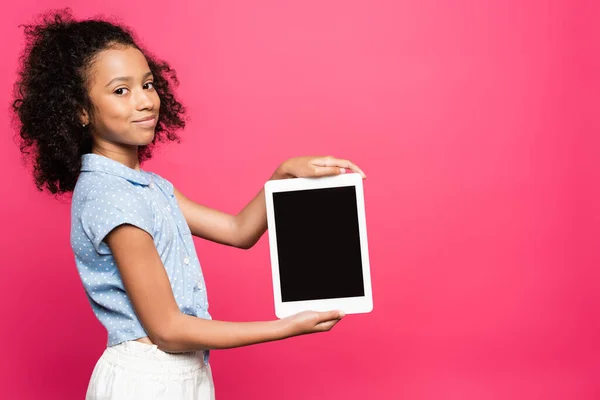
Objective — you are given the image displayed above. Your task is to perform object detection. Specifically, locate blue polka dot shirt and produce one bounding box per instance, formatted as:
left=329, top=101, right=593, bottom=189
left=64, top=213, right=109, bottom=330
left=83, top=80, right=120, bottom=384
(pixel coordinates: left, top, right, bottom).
left=70, top=153, right=211, bottom=362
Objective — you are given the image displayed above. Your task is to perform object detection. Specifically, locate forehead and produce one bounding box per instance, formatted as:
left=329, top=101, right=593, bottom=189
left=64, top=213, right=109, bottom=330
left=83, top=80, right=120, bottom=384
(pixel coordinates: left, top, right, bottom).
left=88, top=46, right=151, bottom=85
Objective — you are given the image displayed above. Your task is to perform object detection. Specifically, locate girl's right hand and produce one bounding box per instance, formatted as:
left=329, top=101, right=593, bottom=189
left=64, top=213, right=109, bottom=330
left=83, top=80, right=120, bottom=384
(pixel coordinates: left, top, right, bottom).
left=279, top=310, right=345, bottom=337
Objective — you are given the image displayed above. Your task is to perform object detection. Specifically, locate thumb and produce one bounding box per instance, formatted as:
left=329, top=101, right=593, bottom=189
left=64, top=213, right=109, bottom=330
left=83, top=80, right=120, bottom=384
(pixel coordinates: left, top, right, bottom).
left=316, top=310, right=345, bottom=323
left=313, top=166, right=346, bottom=177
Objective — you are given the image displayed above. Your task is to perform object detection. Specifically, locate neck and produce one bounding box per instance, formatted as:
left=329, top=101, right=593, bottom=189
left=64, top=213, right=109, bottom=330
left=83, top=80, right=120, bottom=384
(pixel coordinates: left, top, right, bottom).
left=92, top=144, right=140, bottom=171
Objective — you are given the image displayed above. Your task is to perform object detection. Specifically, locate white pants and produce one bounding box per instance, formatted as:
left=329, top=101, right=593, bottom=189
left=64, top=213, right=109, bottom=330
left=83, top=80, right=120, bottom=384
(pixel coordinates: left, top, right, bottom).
left=86, top=341, right=215, bottom=399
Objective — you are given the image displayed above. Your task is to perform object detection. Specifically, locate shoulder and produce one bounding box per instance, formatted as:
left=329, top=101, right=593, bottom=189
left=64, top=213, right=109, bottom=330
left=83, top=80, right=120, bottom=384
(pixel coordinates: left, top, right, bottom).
left=145, top=171, right=175, bottom=196
left=72, top=172, right=156, bottom=254
left=74, top=171, right=144, bottom=202
left=72, top=171, right=153, bottom=223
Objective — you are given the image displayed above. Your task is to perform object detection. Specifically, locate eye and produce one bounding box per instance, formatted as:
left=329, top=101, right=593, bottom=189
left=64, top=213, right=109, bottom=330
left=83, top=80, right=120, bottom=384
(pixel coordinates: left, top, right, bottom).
left=114, top=87, right=129, bottom=96
left=144, top=81, right=155, bottom=90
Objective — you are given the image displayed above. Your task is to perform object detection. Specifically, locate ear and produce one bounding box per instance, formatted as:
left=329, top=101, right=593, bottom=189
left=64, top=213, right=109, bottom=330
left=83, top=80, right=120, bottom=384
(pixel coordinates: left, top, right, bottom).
left=79, top=109, right=90, bottom=127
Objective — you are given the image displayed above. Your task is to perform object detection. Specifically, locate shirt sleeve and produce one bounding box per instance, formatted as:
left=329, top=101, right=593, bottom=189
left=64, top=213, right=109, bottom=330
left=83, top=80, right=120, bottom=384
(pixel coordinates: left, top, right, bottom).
left=80, top=186, right=155, bottom=255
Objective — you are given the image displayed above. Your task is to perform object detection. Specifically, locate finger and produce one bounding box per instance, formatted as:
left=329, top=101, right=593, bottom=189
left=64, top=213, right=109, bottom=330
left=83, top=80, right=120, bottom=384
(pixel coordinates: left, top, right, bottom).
left=349, top=161, right=367, bottom=179
left=341, top=160, right=366, bottom=179
left=312, top=156, right=341, bottom=167
left=315, top=310, right=345, bottom=323
left=311, top=156, right=338, bottom=168
left=312, top=166, right=345, bottom=176
left=313, top=158, right=366, bottom=179
left=315, top=318, right=342, bottom=332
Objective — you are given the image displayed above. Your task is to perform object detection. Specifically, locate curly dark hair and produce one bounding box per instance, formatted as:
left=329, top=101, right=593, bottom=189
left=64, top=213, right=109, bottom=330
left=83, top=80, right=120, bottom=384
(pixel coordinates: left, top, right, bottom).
left=12, top=9, right=186, bottom=195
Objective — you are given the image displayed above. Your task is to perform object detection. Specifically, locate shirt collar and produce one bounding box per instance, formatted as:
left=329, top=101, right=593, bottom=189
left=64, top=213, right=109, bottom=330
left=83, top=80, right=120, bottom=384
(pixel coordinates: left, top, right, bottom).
left=80, top=153, right=151, bottom=186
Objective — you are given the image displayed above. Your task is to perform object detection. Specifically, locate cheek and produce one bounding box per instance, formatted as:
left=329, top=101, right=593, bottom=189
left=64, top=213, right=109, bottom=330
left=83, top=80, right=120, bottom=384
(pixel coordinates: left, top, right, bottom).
left=153, top=91, right=161, bottom=109
left=94, top=98, right=130, bottom=124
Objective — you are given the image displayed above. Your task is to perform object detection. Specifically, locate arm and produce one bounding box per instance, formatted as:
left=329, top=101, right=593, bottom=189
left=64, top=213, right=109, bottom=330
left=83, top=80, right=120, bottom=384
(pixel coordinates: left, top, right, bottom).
left=105, top=223, right=343, bottom=353
left=173, top=169, right=281, bottom=250
left=175, top=156, right=367, bottom=249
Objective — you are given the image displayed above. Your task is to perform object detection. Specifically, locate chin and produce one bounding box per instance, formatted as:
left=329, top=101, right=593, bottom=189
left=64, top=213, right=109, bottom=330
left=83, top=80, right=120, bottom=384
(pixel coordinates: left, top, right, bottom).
left=137, top=130, right=156, bottom=145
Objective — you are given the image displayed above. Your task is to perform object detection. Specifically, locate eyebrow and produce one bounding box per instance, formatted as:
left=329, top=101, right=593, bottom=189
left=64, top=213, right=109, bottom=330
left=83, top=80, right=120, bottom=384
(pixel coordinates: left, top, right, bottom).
left=105, top=71, right=154, bottom=88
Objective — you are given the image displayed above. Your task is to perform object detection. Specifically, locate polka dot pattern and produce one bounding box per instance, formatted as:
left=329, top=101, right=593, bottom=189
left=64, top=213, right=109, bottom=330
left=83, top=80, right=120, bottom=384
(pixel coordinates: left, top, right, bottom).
left=71, top=154, right=211, bottom=363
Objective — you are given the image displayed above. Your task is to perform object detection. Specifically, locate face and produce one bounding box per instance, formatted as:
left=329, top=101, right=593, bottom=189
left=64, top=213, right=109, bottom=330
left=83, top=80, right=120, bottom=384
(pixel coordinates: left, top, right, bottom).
left=83, top=46, right=160, bottom=150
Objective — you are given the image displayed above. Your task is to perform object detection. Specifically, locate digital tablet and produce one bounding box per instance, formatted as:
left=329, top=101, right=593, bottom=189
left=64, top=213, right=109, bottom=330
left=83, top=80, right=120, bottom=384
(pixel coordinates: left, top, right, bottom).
left=264, top=173, right=373, bottom=318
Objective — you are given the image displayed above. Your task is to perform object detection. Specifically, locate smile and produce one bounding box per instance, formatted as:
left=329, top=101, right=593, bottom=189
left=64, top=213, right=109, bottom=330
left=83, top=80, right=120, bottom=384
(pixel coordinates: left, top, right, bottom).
left=132, top=115, right=157, bottom=127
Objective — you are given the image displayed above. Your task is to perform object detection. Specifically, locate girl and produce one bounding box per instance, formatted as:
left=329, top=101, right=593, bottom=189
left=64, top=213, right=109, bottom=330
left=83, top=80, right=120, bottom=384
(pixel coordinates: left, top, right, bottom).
left=12, top=10, right=366, bottom=400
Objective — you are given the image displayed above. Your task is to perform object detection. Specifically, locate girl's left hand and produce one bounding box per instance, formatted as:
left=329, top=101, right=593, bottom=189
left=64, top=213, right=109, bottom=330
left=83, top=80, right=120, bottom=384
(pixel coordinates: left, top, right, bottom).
left=275, top=156, right=367, bottom=180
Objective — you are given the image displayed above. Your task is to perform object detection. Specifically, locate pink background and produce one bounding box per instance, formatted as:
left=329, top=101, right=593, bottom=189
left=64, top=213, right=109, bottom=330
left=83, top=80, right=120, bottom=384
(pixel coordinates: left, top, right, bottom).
left=2, top=1, right=599, bottom=399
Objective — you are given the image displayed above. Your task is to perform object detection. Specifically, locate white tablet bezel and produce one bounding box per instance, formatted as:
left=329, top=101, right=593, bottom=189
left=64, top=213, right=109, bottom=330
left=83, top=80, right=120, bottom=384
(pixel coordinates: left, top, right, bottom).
left=264, top=173, right=373, bottom=319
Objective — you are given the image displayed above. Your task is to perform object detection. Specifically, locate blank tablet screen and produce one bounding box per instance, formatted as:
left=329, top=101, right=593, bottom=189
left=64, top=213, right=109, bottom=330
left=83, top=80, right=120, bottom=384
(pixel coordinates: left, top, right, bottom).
left=272, top=186, right=365, bottom=302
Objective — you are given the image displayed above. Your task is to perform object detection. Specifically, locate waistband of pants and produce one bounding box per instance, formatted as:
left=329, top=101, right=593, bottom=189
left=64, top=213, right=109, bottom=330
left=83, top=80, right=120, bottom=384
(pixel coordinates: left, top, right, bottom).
left=102, top=340, right=207, bottom=375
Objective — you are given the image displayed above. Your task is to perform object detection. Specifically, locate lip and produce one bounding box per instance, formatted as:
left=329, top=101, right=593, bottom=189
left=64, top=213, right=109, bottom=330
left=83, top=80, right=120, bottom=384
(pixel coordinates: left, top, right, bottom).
left=132, top=115, right=157, bottom=128
left=132, top=115, right=157, bottom=123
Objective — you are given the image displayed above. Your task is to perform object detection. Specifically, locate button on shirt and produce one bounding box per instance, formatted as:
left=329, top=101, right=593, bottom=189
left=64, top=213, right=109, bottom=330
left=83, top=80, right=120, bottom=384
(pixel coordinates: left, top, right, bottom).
left=70, top=154, right=211, bottom=363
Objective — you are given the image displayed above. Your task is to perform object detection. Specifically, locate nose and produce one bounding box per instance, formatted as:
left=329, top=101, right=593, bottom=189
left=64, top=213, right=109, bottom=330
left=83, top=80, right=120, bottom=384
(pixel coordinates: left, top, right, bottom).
left=134, top=88, right=155, bottom=111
